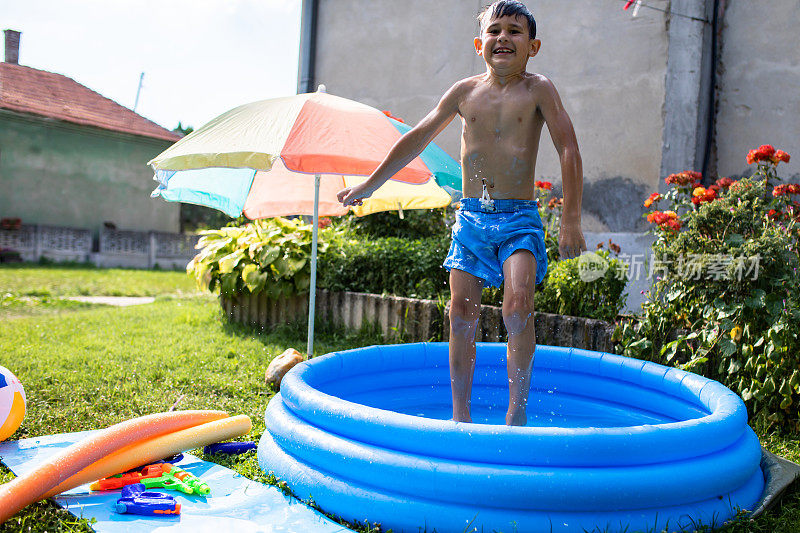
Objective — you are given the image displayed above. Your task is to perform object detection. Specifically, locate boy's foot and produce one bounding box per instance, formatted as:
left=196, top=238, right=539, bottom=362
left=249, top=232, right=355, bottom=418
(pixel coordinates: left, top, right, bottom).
left=451, top=411, right=472, bottom=423
left=505, top=410, right=527, bottom=426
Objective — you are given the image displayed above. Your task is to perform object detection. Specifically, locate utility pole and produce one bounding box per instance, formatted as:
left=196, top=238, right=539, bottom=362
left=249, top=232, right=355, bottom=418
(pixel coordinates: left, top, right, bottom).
left=133, top=72, right=144, bottom=112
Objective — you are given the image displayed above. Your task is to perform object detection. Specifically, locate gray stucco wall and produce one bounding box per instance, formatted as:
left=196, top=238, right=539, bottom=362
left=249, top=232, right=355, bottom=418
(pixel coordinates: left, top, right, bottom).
left=0, top=111, right=179, bottom=233
left=715, top=0, right=800, bottom=181
left=314, top=0, right=669, bottom=232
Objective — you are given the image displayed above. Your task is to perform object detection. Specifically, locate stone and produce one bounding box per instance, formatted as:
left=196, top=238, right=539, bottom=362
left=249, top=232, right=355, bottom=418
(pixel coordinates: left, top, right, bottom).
left=265, top=348, right=304, bottom=390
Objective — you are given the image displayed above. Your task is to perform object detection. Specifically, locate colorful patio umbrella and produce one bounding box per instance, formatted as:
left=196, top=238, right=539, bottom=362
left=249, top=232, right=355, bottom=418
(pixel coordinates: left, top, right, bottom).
left=149, top=89, right=461, bottom=355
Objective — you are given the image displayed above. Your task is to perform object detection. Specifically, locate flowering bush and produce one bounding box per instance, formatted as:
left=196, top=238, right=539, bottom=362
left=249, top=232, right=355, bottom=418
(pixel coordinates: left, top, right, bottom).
left=616, top=145, right=800, bottom=429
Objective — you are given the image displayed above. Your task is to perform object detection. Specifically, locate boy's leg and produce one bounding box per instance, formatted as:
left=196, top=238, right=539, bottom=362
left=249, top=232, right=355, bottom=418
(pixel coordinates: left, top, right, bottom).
left=502, top=250, right=537, bottom=426
left=448, top=268, right=483, bottom=423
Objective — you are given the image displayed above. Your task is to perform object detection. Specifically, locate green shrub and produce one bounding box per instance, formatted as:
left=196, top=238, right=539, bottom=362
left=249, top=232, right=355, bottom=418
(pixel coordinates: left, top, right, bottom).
left=188, top=183, right=629, bottom=324
left=616, top=146, right=800, bottom=429
left=333, top=208, right=450, bottom=239
left=179, top=203, right=236, bottom=232
left=187, top=217, right=322, bottom=298
left=318, top=232, right=450, bottom=299
left=535, top=250, right=628, bottom=322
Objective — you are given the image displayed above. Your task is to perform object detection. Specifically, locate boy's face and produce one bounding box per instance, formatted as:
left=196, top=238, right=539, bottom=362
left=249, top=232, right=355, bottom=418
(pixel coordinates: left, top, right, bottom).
left=474, top=14, right=540, bottom=73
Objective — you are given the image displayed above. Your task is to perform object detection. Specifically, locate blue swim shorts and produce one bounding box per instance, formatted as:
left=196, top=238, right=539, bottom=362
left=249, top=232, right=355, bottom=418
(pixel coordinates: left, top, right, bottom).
left=443, top=198, right=548, bottom=288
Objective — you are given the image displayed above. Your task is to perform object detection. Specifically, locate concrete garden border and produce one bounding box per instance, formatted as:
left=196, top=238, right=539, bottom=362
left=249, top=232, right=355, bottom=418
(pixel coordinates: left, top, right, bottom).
left=220, top=289, right=615, bottom=351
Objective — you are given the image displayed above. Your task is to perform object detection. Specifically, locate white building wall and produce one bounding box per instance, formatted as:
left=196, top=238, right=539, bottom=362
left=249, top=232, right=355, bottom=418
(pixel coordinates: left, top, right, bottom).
left=314, top=0, right=670, bottom=232
left=715, top=0, right=800, bottom=180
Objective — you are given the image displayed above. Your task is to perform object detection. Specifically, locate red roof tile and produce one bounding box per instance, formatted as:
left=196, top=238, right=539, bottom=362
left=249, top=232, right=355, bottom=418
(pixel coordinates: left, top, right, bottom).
left=0, top=62, right=181, bottom=142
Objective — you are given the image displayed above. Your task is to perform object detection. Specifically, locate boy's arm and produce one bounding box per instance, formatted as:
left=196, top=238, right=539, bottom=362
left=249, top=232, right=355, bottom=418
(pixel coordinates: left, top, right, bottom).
left=338, top=82, right=463, bottom=206
left=537, top=78, right=587, bottom=260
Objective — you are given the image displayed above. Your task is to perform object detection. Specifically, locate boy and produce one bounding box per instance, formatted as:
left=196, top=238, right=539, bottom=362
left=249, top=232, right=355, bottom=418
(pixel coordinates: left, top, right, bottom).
left=338, top=0, right=586, bottom=426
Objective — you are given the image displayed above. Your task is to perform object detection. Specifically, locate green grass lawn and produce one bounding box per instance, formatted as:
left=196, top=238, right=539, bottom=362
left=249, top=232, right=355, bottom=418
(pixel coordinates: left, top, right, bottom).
left=0, top=265, right=799, bottom=532
left=0, top=265, right=383, bottom=532
left=0, top=263, right=201, bottom=320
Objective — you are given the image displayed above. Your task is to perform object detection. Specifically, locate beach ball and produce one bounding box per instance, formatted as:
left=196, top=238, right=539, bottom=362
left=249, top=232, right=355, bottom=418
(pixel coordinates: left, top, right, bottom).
left=0, top=366, right=26, bottom=441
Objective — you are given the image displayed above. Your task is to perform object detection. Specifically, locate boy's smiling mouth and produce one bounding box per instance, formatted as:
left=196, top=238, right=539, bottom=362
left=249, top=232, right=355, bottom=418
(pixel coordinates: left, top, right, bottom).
left=493, top=47, right=514, bottom=55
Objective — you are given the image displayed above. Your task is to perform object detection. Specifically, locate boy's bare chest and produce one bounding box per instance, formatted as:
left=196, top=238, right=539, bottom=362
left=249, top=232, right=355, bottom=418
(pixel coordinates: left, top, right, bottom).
left=459, top=88, right=542, bottom=136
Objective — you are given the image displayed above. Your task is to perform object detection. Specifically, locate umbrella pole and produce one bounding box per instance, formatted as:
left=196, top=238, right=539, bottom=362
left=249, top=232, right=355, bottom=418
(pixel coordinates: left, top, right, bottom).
left=307, top=173, right=321, bottom=357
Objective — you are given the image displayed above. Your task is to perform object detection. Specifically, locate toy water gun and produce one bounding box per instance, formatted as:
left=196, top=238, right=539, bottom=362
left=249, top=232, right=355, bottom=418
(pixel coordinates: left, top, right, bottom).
left=139, top=463, right=211, bottom=495
left=91, top=463, right=210, bottom=495
left=90, top=471, right=142, bottom=491
left=115, top=483, right=180, bottom=516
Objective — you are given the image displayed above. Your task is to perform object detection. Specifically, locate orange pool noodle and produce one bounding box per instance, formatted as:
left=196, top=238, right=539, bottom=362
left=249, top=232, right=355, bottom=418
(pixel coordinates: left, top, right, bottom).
left=44, top=414, right=253, bottom=497
left=0, top=410, right=228, bottom=524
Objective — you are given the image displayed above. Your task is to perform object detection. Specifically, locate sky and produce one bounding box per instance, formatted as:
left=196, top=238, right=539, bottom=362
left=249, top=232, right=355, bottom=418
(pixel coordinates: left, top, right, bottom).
left=2, top=0, right=302, bottom=131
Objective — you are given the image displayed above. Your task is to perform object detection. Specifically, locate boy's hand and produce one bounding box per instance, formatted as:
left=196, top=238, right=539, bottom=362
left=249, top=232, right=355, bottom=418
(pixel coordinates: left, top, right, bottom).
left=558, top=221, right=587, bottom=259
left=337, top=184, right=370, bottom=206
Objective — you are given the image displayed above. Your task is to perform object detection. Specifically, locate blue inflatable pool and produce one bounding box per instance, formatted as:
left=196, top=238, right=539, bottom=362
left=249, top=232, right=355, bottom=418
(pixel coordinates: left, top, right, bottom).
left=257, top=343, right=764, bottom=533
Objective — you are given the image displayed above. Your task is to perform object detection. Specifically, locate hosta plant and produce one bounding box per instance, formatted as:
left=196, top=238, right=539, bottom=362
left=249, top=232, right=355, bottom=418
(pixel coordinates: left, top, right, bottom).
left=187, top=217, right=323, bottom=299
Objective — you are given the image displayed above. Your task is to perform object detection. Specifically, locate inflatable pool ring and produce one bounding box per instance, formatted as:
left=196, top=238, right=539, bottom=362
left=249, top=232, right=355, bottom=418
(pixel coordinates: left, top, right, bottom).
left=44, top=414, right=252, bottom=497
left=0, top=366, right=26, bottom=441
left=258, top=343, right=764, bottom=533
left=0, top=410, right=229, bottom=524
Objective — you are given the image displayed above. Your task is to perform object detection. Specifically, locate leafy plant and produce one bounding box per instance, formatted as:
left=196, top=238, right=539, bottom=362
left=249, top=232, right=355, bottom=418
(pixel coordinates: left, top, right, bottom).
left=333, top=208, right=451, bottom=239
left=617, top=145, right=800, bottom=429
left=536, top=249, right=628, bottom=322
left=188, top=217, right=322, bottom=298
left=318, top=230, right=450, bottom=299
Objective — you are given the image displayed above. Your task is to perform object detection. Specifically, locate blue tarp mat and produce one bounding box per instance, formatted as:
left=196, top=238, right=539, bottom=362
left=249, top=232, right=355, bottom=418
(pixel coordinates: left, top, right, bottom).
left=0, top=431, right=350, bottom=533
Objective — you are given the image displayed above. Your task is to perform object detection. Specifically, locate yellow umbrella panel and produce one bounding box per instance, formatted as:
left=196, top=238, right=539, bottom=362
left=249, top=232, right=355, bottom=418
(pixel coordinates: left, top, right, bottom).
left=243, top=159, right=452, bottom=219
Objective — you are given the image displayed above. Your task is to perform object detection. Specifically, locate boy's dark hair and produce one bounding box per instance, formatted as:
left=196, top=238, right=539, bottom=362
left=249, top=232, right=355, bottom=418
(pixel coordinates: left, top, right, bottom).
left=477, top=1, right=536, bottom=40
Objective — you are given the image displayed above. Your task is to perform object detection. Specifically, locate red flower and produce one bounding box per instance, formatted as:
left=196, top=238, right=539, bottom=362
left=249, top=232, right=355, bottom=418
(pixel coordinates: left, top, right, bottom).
left=647, top=210, right=680, bottom=231
left=747, top=144, right=787, bottom=165
left=773, top=184, right=800, bottom=197
left=318, top=217, right=332, bottom=228
left=547, top=197, right=563, bottom=210
left=686, top=171, right=702, bottom=181
left=666, top=171, right=702, bottom=187
left=715, top=177, right=734, bottom=189
left=644, top=192, right=662, bottom=208
left=691, top=186, right=717, bottom=205
left=757, top=145, right=776, bottom=159
left=535, top=180, right=553, bottom=190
